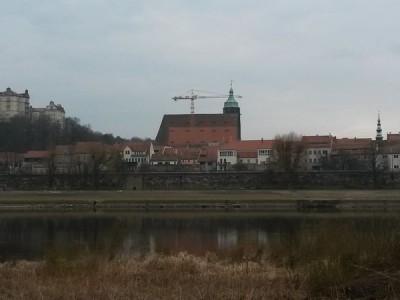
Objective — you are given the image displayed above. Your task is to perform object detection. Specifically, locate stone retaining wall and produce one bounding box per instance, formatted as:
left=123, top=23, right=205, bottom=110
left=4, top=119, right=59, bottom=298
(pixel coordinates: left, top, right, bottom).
left=142, top=171, right=400, bottom=190
left=0, top=171, right=400, bottom=190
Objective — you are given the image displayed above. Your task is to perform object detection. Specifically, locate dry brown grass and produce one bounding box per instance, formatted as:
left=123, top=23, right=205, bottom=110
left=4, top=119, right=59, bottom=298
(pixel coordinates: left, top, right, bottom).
left=0, top=253, right=301, bottom=300
left=268, top=219, right=400, bottom=299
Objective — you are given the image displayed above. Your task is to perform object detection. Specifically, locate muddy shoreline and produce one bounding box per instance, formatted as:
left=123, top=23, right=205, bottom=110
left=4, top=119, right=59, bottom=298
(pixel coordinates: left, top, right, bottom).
left=1, top=190, right=400, bottom=211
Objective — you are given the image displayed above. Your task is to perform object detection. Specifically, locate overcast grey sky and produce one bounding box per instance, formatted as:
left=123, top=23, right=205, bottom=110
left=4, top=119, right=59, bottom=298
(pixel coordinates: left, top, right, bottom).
left=1, top=0, right=399, bottom=140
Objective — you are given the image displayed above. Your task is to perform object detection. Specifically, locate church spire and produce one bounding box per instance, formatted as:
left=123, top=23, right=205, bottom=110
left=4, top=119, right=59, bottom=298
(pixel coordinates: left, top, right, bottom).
left=224, top=82, right=239, bottom=109
left=376, top=111, right=383, bottom=141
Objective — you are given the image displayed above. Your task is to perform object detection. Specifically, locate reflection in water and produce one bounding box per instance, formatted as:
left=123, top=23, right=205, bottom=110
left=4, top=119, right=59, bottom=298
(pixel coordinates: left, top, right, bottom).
left=218, top=229, right=238, bottom=249
left=0, top=211, right=399, bottom=261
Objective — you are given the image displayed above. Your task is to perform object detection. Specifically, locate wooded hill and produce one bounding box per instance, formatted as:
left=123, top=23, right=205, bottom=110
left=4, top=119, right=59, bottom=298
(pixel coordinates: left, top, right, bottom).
left=0, top=115, right=126, bottom=153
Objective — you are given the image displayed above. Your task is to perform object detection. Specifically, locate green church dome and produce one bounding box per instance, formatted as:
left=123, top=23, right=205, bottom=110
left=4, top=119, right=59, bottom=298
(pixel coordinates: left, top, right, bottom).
left=224, top=87, right=239, bottom=108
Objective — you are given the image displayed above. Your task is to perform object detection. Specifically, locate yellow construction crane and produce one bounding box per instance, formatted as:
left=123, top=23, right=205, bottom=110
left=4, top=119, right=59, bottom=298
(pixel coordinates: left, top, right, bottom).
left=172, top=89, right=242, bottom=114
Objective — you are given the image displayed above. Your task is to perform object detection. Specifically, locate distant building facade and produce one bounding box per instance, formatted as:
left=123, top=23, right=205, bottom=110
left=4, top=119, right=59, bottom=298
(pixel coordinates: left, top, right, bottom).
left=217, top=140, right=274, bottom=168
left=31, top=101, right=65, bottom=128
left=0, top=88, right=30, bottom=120
left=303, top=135, right=335, bottom=170
left=121, top=141, right=154, bottom=170
left=0, top=87, right=65, bottom=127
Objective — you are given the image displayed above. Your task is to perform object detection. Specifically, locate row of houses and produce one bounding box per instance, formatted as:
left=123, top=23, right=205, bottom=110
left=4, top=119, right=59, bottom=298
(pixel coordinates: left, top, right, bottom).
left=1, top=133, right=400, bottom=175
left=216, top=133, right=400, bottom=172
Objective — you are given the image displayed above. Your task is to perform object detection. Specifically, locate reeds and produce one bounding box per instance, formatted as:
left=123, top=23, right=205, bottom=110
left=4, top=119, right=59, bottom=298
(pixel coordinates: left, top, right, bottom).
left=0, top=252, right=295, bottom=300
left=2, top=219, right=400, bottom=299
left=268, top=219, right=400, bottom=298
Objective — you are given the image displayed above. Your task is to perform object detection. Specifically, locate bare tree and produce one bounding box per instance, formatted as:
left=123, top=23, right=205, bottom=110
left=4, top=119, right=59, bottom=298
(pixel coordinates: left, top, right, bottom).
left=47, top=149, right=57, bottom=189
left=0, top=152, right=20, bottom=174
left=364, top=141, right=387, bottom=186
left=89, top=144, right=114, bottom=189
left=272, top=132, right=308, bottom=183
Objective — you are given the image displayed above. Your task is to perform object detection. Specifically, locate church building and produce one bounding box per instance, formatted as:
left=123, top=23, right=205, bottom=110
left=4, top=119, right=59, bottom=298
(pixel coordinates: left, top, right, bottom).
left=155, top=87, right=241, bottom=146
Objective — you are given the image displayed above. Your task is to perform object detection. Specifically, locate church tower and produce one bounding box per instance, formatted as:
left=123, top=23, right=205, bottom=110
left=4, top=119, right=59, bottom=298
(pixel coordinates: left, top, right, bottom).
left=223, top=84, right=241, bottom=140
left=376, top=112, right=383, bottom=141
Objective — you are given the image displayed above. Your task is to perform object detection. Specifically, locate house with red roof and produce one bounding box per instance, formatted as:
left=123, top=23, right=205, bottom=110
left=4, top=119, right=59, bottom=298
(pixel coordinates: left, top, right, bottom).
left=150, top=147, right=178, bottom=165
left=387, top=133, right=400, bottom=143
left=178, top=148, right=202, bottom=165
left=54, top=145, right=75, bottom=174
left=121, top=141, right=154, bottom=170
left=303, top=135, right=335, bottom=170
left=197, top=145, right=219, bottom=171
left=330, top=138, right=376, bottom=170
left=380, top=143, right=400, bottom=172
left=22, top=151, right=51, bottom=174
left=217, top=139, right=274, bottom=169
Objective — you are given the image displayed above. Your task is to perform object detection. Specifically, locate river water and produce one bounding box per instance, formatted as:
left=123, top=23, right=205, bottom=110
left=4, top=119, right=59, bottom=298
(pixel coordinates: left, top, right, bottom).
left=0, top=211, right=399, bottom=261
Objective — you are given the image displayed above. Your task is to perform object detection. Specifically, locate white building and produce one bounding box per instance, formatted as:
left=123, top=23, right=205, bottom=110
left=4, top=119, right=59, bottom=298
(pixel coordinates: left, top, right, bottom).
left=31, top=101, right=65, bottom=128
left=303, top=135, right=334, bottom=170
left=217, top=140, right=274, bottom=167
left=218, top=149, right=237, bottom=166
left=381, top=144, right=400, bottom=172
left=0, top=88, right=65, bottom=127
left=0, top=88, right=30, bottom=120
left=257, top=148, right=272, bottom=165
left=121, top=142, right=154, bottom=170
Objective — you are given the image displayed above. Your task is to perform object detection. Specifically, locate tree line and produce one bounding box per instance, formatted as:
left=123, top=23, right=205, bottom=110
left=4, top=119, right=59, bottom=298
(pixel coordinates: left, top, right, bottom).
left=0, top=115, right=148, bottom=153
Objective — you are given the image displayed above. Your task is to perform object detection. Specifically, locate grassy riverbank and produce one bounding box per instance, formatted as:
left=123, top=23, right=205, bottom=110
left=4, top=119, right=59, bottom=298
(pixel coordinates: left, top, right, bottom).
left=1, top=189, right=400, bottom=203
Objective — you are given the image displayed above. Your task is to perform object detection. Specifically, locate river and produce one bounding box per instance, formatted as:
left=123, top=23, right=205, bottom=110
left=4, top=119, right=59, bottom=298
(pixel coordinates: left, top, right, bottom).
left=0, top=211, right=399, bottom=261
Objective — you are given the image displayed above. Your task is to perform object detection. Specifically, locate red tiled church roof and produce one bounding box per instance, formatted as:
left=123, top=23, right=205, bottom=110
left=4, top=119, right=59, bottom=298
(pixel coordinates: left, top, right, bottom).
left=155, top=114, right=239, bottom=145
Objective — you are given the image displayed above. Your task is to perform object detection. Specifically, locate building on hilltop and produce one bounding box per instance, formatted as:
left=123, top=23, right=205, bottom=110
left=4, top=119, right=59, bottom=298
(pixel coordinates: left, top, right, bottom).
left=0, top=88, right=30, bottom=120
left=31, top=101, right=66, bottom=128
left=0, top=87, right=65, bottom=127
left=155, top=87, right=241, bottom=146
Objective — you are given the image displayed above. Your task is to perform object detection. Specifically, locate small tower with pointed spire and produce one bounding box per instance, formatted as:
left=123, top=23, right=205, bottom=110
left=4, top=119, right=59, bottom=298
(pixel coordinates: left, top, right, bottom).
left=223, top=82, right=241, bottom=140
left=376, top=112, right=383, bottom=141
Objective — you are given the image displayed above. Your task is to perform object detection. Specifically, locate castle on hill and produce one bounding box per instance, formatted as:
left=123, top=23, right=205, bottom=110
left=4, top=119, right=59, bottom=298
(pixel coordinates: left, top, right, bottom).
left=0, top=87, right=65, bottom=127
